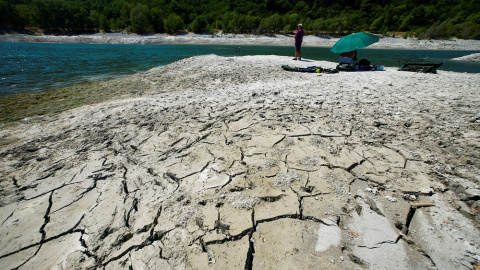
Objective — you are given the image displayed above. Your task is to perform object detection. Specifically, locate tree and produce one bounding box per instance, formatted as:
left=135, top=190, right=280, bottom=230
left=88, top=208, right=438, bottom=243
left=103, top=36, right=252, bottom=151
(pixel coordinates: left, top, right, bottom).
left=262, top=13, right=282, bottom=33
left=89, top=10, right=101, bottom=30
left=244, top=15, right=261, bottom=33
left=30, top=0, right=62, bottom=31
left=130, top=4, right=149, bottom=33
left=15, top=4, right=32, bottom=27
left=0, top=0, right=21, bottom=28
left=370, top=15, right=384, bottom=32
left=100, top=15, right=110, bottom=32
left=292, top=1, right=308, bottom=14
left=1, top=0, right=479, bottom=39
left=190, top=15, right=208, bottom=33
left=149, top=7, right=165, bottom=32
left=164, top=13, right=184, bottom=34
left=284, top=13, right=300, bottom=33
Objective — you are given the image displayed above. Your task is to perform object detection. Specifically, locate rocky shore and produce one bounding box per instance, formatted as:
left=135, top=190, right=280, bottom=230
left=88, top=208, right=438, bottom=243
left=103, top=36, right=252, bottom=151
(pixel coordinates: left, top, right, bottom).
left=453, top=53, right=480, bottom=62
left=1, top=55, right=480, bottom=269
left=2, top=32, right=480, bottom=51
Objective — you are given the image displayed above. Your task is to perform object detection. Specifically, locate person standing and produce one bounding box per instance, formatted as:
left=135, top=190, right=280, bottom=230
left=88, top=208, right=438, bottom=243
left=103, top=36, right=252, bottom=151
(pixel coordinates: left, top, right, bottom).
left=293, top=24, right=304, bottom=60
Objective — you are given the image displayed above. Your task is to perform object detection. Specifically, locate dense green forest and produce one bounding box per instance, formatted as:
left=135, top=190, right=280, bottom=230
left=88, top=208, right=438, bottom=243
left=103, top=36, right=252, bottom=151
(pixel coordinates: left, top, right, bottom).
left=1, top=0, right=479, bottom=39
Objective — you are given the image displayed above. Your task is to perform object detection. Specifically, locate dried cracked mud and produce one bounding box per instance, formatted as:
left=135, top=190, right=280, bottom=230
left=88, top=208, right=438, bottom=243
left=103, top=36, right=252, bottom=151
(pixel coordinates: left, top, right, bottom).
left=1, top=55, right=480, bottom=269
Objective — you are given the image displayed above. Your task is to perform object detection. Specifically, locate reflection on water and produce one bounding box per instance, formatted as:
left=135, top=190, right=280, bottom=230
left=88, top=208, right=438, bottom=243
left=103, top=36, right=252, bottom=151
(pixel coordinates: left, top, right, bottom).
left=1, top=42, right=479, bottom=96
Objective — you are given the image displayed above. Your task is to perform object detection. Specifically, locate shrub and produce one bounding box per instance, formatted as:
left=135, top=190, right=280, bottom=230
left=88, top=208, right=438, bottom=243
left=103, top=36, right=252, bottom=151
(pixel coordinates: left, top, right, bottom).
left=164, top=14, right=184, bottom=34
left=130, top=4, right=149, bottom=33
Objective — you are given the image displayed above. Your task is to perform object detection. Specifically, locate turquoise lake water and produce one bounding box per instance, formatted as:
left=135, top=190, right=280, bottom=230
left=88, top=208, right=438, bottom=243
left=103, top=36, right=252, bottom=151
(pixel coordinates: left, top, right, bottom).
left=1, top=42, right=479, bottom=97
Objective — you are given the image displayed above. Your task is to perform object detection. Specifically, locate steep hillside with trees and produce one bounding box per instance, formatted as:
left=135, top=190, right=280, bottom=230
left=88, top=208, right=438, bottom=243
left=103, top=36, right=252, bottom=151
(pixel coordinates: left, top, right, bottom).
left=1, top=0, right=479, bottom=39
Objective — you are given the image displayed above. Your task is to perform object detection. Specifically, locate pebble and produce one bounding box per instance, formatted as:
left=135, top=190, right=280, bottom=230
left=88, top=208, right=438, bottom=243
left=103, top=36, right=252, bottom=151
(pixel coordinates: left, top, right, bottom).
left=403, top=194, right=417, bottom=201
left=365, top=187, right=379, bottom=195
left=385, top=195, right=397, bottom=202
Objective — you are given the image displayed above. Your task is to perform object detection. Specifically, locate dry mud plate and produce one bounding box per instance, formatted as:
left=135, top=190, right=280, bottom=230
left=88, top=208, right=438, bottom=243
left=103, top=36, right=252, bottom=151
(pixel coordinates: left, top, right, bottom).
left=1, top=55, right=480, bottom=269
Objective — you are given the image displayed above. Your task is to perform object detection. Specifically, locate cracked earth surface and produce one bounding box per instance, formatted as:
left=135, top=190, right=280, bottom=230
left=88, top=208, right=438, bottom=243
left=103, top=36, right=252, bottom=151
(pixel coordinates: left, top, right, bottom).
left=1, top=55, right=480, bottom=269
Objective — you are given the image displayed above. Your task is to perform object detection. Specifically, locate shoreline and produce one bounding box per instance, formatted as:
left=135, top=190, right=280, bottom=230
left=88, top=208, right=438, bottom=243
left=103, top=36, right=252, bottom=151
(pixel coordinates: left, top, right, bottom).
left=2, top=32, right=480, bottom=50
left=1, top=53, right=479, bottom=124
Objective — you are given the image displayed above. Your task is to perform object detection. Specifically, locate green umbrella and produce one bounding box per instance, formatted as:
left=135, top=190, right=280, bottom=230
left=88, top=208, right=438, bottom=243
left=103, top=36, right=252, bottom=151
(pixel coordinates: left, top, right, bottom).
left=330, top=32, right=380, bottom=54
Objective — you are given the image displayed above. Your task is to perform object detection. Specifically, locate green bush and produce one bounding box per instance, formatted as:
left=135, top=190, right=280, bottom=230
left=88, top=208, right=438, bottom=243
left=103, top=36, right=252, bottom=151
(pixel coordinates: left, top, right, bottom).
left=190, top=16, right=208, bottom=33
left=164, top=14, right=184, bottom=34
left=130, top=4, right=149, bottom=33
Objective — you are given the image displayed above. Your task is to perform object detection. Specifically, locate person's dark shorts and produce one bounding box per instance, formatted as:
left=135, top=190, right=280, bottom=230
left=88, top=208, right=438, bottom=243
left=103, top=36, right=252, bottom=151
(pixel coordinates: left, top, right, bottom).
left=295, top=43, right=302, bottom=51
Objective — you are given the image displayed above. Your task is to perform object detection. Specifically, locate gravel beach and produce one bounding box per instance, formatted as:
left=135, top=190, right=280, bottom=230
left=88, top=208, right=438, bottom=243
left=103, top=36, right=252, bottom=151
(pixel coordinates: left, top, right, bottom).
left=1, top=50, right=480, bottom=269
left=2, top=32, right=480, bottom=51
